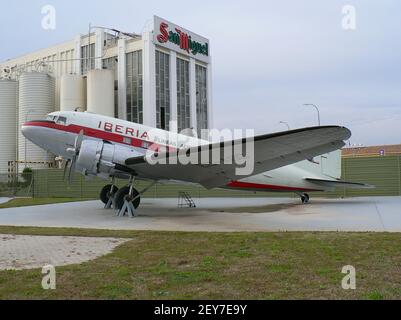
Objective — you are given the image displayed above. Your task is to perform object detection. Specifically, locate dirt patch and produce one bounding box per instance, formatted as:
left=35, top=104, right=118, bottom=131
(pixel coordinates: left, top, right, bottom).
left=0, top=234, right=129, bottom=270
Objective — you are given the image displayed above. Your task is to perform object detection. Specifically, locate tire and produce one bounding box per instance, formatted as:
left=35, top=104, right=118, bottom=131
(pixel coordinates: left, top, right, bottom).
left=115, top=186, right=141, bottom=210
left=301, top=193, right=310, bottom=204
left=100, top=184, right=119, bottom=204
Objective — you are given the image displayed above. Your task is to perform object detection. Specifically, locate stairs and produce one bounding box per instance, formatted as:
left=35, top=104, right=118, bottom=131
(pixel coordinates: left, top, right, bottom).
left=178, top=191, right=196, bottom=208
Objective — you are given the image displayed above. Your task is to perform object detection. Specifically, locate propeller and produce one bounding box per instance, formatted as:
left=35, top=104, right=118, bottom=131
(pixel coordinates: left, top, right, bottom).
left=63, top=159, right=71, bottom=181
left=64, top=130, right=84, bottom=183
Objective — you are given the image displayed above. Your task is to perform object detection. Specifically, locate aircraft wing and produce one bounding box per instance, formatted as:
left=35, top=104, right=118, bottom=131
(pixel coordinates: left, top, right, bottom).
left=123, top=126, right=351, bottom=189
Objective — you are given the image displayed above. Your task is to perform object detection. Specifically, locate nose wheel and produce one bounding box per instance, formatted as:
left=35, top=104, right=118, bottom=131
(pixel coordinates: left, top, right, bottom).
left=300, top=193, right=310, bottom=204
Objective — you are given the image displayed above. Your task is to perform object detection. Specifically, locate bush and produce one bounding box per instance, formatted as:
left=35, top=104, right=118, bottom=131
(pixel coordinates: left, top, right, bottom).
left=21, top=167, right=33, bottom=188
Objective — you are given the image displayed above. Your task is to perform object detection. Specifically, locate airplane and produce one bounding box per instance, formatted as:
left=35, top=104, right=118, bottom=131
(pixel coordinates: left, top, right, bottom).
left=21, top=111, right=371, bottom=214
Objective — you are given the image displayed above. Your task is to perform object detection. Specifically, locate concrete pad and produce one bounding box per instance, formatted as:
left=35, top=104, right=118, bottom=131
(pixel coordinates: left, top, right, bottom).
left=0, top=234, right=129, bottom=270
left=0, top=198, right=11, bottom=204
left=0, top=197, right=401, bottom=232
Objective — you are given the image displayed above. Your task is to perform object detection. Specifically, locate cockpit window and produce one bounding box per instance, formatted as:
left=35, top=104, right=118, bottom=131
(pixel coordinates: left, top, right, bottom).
left=56, top=116, right=67, bottom=125
left=46, top=115, right=56, bottom=121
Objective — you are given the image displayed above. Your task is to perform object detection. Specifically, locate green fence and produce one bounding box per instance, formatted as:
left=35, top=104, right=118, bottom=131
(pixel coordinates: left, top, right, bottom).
left=29, top=169, right=275, bottom=199
left=1, top=156, right=401, bottom=199
left=341, top=156, right=401, bottom=197
left=0, top=172, right=33, bottom=198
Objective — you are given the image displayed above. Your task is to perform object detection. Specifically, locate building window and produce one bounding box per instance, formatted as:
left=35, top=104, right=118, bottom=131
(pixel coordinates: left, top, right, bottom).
left=126, top=51, right=143, bottom=124
left=81, top=44, right=95, bottom=75
left=176, top=58, right=190, bottom=132
left=196, top=64, right=208, bottom=137
left=155, top=51, right=170, bottom=130
left=103, top=57, right=119, bottom=118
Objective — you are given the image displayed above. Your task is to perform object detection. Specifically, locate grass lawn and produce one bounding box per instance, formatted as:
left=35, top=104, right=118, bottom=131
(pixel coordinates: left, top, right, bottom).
left=0, top=226, right=400, bottom=300
left=0, top=198, right=95, bottom=209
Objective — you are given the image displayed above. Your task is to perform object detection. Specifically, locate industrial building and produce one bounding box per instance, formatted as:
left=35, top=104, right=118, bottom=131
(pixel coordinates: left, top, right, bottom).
left=342, top=144, right=401, bottom=158
left=0, top=16, right=213, bottom=173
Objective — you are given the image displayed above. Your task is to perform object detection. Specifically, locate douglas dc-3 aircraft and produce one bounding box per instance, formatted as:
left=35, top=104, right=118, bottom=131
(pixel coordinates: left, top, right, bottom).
left=21, top=111, right=371, bottom=214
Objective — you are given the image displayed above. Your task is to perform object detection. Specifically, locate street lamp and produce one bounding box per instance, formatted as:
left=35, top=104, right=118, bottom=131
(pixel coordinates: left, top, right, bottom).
left=279, top=121, right=290, bottom=131
left=303, top=104, right=321, bottom=126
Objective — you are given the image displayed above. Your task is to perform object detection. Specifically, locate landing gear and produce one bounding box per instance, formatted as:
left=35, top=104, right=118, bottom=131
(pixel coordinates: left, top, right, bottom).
left=101, top=177, right=119, bottom=209
left=102, top=175, right=156, bottom=217
left=100, top=184, right=119, bottom=205
left=115, top=176, right=141, bottom=217
left=115, top=186, right=141, bottom=211
left=300, top=193, right=310, bottom=204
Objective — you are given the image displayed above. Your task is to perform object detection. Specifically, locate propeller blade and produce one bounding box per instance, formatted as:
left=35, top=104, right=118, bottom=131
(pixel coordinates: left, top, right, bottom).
left=75, top=130, right=84, bottom=152
left=66, top=130, right=84, bottom=184
left=63, top=159, right=71, bottom=181
left=68, top=157, right=76, bottom=183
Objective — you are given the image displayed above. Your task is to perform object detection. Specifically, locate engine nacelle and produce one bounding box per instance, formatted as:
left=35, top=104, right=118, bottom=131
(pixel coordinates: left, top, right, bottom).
left=75, top=140, right=115, bottom=177
left=75, top=139, right=138, bottom=178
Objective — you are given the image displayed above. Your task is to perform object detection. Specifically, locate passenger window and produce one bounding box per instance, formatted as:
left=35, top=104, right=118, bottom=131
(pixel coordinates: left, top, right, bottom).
left=123, top=137, right=132, bottom=145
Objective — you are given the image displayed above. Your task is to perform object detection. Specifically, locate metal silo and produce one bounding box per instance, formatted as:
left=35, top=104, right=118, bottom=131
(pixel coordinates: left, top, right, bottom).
left=0, top=79, right=17, bottom=173
left=87, top=69, right=114, bottom=117
left=18, top=72, right=55, bottom=172
left=60, top=74, right=86, bottom=112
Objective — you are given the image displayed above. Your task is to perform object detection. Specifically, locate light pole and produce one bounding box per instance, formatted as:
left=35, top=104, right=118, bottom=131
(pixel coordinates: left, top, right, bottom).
left=279, top=121, right=290, bottom=131
left=303, top=104, right=321, bottom=126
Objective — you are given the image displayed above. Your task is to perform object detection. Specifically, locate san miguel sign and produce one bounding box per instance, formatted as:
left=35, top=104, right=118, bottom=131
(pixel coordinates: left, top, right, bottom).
left=153, top=16, right=210, bottom=63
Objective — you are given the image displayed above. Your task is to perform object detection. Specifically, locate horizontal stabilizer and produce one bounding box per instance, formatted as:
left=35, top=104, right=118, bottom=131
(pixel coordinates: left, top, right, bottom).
left=305, top=178, right=374, bottom=189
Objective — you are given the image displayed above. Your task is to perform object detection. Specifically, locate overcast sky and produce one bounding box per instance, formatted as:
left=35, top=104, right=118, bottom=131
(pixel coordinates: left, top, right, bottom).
left=1, top=0, right=400, bottom=146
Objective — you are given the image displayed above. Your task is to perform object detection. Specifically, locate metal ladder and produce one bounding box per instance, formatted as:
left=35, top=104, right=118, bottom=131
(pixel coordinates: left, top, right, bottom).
left=178, top=192, right=196, bottom=208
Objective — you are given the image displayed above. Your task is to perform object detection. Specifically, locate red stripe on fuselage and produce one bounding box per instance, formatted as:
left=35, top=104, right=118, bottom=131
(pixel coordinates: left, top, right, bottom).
left=227, top=181, right=322, bottom=192
left=23, top=121, right=176, bottom=152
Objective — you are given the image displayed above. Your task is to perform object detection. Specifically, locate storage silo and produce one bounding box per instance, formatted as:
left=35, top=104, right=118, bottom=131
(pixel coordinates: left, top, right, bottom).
left=18, top=72, right=55, bottom=172
left=0, top=79, right=17, bottom=173
left=87, top=69, right=114, bottom=117
left=60, top=74, right=86, bottom=112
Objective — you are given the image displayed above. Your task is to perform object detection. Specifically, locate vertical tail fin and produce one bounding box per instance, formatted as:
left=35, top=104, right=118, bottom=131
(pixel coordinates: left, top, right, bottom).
left=295, top=150, right=342, bottom=180
left=320, top=150, right=342, bottom=179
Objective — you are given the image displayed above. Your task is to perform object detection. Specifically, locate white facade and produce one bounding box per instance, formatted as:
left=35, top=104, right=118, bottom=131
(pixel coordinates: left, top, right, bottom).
left=0, top=80, right=17, bottom=173
left=0, top=16, right=213, bottom=172
left=18, top=72, right=55, bottom=171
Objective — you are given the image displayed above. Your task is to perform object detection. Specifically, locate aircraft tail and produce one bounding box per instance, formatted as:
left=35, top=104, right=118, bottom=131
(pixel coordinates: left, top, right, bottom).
left=320, top=149, right=342, bottom=180
left=295, top=150, right=342, bottom=180
left=301, top=150, right=374, bottom=189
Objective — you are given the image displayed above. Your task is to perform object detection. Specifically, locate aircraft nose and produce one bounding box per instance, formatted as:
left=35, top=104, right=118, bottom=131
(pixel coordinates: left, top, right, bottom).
left=21, top=122, right=44, bottom=147
left=21, top=123, right=35, bottom=140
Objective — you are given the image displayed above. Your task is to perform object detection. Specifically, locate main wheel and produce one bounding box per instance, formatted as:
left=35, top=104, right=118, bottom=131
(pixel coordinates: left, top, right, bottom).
left=301, top=193, right=310, bottom=204
left=115, top=186, right=141, bottom=210
left=100, top=184, right=119, bottom=204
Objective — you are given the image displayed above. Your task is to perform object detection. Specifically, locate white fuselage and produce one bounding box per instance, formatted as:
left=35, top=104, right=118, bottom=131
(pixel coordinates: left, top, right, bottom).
left=22, top=111, right=339, bottom=193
